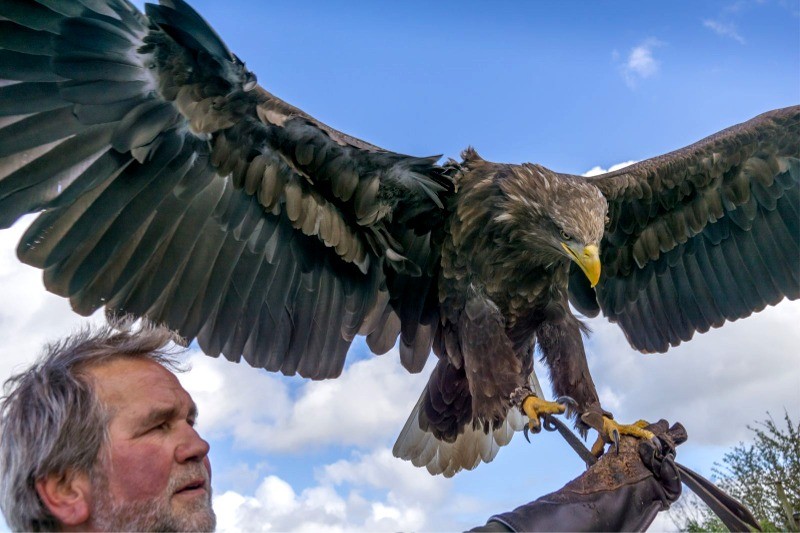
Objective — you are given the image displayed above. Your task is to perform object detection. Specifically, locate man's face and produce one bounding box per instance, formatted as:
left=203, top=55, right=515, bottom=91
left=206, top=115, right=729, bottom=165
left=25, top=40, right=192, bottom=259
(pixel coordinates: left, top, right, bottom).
left=86, top=358, right=215, bottom=531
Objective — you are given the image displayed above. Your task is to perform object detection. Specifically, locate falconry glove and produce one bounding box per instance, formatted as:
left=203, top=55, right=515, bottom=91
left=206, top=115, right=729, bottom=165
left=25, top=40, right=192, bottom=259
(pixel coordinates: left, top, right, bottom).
left=472, top=420, right=685, bottom=532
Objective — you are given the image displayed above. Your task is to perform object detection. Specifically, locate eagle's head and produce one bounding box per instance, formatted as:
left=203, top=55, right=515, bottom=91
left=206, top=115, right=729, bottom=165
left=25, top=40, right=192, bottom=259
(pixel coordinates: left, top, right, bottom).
left=497, top=163, right=607, bottom=286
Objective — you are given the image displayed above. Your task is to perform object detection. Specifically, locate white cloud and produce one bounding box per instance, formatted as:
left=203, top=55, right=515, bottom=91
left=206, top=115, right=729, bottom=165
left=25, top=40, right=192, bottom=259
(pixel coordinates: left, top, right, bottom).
left=586, top=300, right=800, bottom=445
left=621, top=39, right=663, bottom=88
left=212, top=446, right=452, bottom=532
left=214, top=461, right=273, bottom=496
left=0, top=217, right=105, bottom=381
left=703, top=19, right=746, bottom=44
left=322, top=448, right=447, bottom=506
left=582, top=160, right=637, bottom=177
left=179, top=348, right=431, bottom=454
left=597, top=385, right=623, bottom=413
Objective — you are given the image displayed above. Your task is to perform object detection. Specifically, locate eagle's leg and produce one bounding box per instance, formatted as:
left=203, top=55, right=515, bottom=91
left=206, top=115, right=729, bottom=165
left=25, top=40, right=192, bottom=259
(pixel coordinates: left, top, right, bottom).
left=589, top=417, right=655, bottom=456
left=536, top=311, right=659, bottom=454
left=536, top=312, right=656, bottom=453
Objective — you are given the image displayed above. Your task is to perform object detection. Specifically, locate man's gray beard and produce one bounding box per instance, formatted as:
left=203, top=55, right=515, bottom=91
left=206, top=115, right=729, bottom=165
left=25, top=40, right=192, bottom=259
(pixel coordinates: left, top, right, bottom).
left=89, top=465, right=216, bottom=532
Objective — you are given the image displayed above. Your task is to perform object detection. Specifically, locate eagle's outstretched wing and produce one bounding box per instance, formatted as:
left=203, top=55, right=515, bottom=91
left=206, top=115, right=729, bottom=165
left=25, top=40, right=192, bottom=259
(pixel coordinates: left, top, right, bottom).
left=0, top=0, right=452, bottom=377
left=570, top=107, right=799, bottom=352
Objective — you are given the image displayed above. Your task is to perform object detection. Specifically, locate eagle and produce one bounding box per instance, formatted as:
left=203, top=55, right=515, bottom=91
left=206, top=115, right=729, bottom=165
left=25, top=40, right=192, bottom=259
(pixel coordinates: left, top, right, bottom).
left=0, top=0, right=797, bottom=477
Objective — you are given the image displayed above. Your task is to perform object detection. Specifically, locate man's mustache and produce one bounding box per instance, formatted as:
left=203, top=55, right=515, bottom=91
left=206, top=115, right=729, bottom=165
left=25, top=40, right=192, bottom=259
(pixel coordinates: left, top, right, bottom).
left=169, top=464, right=212, bottom=499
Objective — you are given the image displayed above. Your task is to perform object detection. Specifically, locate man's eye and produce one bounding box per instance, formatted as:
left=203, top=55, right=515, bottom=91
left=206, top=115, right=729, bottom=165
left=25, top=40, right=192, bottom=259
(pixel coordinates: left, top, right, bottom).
left=151, top=421, right=169, bottom=432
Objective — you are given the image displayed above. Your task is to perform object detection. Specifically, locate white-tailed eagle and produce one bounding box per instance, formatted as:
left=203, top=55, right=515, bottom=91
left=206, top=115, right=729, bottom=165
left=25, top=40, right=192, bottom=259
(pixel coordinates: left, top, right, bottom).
left=0, top=0, right=797, bottom=477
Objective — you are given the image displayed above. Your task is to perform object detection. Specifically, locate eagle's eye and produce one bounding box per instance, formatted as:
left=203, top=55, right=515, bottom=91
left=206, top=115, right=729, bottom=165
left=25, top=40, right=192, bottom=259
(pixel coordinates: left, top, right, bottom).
left=560, top=231, right=571, bottom=241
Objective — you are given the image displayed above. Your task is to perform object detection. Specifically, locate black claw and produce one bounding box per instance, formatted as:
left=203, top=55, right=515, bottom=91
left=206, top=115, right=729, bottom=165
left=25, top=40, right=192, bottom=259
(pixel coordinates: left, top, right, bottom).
left=555, top=396, right=578, bottom=409
left=542, top=414, right=558, bottom=432
left=612, top=428, right=620, bottom=454
left=649, top=436, right=663, bottom=455
left=523, top=419, right=543, bottom=442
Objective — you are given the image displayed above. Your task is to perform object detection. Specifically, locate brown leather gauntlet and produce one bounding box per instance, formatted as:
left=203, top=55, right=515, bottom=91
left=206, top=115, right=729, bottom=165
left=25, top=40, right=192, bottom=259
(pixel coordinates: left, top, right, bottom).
left=472, top=420, right=685, bottom=532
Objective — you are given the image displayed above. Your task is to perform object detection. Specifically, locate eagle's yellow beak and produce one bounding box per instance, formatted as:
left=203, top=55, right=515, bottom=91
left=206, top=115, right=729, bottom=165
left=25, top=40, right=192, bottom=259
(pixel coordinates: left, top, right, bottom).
left=561, top=242, right=601, bottom=287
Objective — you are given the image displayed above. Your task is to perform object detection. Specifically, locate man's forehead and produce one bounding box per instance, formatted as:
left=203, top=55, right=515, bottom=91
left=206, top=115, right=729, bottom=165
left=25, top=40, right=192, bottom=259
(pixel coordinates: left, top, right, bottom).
left=86, top=357, right=189, bottom=407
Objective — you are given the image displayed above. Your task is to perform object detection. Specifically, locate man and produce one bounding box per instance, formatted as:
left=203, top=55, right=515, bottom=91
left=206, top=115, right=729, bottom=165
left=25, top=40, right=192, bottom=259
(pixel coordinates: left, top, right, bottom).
left=0, top=321, right=215, bottom=532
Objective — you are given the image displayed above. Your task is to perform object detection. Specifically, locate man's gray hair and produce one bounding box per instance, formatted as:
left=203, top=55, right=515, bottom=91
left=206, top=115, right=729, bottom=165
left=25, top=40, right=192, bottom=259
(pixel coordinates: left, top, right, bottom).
left=0, top=320, right=184, bottom=532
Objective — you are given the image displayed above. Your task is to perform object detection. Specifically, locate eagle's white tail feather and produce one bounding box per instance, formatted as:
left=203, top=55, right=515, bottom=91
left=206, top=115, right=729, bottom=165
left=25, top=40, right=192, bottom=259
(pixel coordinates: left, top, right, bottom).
left=392, top=388, right=527, bottom=477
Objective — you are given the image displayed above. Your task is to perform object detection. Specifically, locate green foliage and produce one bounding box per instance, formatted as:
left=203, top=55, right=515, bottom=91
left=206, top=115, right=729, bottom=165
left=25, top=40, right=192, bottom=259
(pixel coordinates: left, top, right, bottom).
left=673, top=411, right=799, bottom=532
left=682, top=513, right=727, bottom=532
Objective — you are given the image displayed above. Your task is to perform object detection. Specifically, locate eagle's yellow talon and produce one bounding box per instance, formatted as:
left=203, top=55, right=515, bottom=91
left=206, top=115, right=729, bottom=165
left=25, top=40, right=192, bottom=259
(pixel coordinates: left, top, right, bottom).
left=521, top=395, right=567, bottom=419
left=520, top=395, right=567, bottom=442
left=592, top=416, right=655, bottom=455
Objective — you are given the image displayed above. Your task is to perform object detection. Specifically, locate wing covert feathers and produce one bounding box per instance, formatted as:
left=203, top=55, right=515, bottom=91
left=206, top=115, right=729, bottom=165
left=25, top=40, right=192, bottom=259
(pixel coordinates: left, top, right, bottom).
left=589, top=107, right=799, bottom=352
left=0, top=0, right=452, bottom=378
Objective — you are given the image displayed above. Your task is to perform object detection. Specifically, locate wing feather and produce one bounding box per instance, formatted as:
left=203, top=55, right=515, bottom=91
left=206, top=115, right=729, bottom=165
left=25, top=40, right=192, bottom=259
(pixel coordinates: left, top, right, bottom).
left=111, top=179, right=222, bottom=321
left=221, top=259, right=272, bottom=361
left=0, top=107, right=89, bottom=159
left=0, top=125, right=115, bottom=228
left=0, top=82, right=64, bottom=115
left=0, top=1, right=64, bottom=33
left=586, top=107, right=799, bottom=352
left=70, top=141, right=195, bottom=299
left=682, top=244, right=724, bottom=329
left=0, top=0, right=454, bottom=379
left=672, top=254, right=709, bottom=337
left=197, top=239, right=263, bottom=356
left=0, top=50, right=63, bottom=82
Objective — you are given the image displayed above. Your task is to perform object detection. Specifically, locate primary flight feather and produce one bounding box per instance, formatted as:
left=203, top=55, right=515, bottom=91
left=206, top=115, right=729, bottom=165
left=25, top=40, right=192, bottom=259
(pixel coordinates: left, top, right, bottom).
left=0, top=0, right=797, bottom=477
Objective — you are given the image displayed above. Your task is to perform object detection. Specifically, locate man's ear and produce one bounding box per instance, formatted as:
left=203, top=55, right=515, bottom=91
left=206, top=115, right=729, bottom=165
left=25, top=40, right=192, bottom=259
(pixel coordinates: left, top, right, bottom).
left=35, top=470, right=91, bottom=528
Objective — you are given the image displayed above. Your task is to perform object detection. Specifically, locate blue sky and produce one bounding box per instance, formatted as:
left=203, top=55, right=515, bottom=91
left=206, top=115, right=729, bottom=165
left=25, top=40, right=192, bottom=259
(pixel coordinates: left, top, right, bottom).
left=1, top=0, right=799, bottom=531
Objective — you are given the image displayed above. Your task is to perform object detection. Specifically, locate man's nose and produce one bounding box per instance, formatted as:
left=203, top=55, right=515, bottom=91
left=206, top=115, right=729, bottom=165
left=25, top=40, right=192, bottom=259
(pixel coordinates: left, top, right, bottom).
left=175, top=423, right=211, bottom=463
